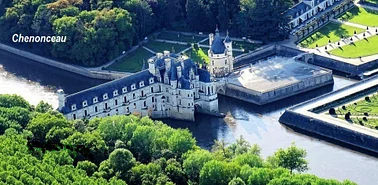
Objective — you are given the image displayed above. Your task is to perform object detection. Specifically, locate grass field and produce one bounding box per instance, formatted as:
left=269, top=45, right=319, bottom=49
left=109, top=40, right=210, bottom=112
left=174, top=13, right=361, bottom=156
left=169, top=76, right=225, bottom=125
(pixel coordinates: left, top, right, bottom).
left=329, top=35, right=378, bottom=58
left=365, top=0, right=378, bottom=4
left=184, top=47, right=209, bottom=66
left=233, top=41, right=262, bottom=52
left=105, top=47, right=153, bottom=72
left=157, top=32, right=205, bottom=43
left=338, top=7, right=378, bottom=26
left=299, top=22, right=364, bottom=48
left=145, top=41, right=190, bottom=53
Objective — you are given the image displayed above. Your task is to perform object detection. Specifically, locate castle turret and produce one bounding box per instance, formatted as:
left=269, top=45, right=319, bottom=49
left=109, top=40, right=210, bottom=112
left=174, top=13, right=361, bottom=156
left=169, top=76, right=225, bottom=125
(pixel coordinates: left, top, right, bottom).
left=224, top=31, right=233, bottom=57
left=177, top=66, right=182, bottom=79
left=165, top=58, right=171, bottom=72
left=57, top=89, right=65, bottom=110
left=209, top=33, right=214, bottom=46
left=148, top=58, right=155, bottom=74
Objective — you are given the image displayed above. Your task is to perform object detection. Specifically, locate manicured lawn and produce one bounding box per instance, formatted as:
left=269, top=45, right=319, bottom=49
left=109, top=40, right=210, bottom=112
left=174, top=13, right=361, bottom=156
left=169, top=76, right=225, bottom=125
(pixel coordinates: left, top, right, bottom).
left=299, top=22, right=364, bottom=48
left=338, top=7, right=378, bottom=26
left=329, top=35, right=378, bottom=58
left=105, top=47, right=153, bottom=72
left=233, top=41, right=262, bottom=52
left=144, top=41, right=190, bottom=53
left=157, top=32, right=205, bottom=43
left=365, top=0, right=378, bottom=4
left=184, top=47, right=209, bottom=65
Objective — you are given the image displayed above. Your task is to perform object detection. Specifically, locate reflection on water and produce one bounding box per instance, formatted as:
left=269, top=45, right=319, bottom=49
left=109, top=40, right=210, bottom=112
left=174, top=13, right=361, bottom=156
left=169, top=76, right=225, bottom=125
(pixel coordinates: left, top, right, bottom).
left=1, top=49, right=378, bottom=185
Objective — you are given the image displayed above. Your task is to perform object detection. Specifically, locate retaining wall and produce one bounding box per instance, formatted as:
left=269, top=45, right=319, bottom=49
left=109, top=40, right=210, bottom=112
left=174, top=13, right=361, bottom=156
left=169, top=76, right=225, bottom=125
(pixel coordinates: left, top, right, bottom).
left=279, top=109, right=378, bottom=153
left=224, top=73, right=333, bottom=105
left=0, top=43, right=126, bottom=80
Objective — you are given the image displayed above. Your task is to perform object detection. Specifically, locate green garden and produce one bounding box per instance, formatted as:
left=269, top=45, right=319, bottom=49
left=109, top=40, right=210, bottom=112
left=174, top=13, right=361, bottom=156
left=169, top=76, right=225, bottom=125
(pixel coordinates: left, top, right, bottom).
left=365, top=0, right=378, bottom=4
left=338, top=7, right=378, bottom=26
left=233, top=41, right=262, bottom=52
left=332, top=93, right=378, bottom=129
left=105, top=47, right=153, bottom=72
left=157, top=32, right=205, bottom=43
left=329, top=35, right=378, bottom=58
left=145, top=41, right=190, bottom=53
left=184, top=47, right=210, bottom=66
left=299, top=22, right=364, bottom=48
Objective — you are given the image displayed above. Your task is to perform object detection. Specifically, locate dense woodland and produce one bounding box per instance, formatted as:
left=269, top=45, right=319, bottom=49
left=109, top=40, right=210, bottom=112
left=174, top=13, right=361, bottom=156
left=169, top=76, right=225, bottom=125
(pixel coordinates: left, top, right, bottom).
left=0, top=94, right=358, bottom=185
left=0, top=0, right=293, bottom=66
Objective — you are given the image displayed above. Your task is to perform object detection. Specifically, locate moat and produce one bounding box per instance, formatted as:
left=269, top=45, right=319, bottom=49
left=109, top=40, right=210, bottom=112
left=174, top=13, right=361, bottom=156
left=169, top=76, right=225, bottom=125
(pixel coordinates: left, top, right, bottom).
left=1, top=49, right=378, bottom=185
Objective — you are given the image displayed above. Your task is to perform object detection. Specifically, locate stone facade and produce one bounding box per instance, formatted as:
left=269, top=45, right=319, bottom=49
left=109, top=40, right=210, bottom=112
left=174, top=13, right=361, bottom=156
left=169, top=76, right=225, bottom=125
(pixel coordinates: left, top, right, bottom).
left=58, top=51, right=218, bottom=121
left=208, top=28, right=234, bottom=78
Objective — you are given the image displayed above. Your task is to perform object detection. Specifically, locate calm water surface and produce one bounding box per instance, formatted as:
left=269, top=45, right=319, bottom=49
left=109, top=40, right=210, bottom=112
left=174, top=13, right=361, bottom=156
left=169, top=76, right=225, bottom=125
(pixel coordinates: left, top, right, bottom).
left=0, top=49, right=377, bottom=185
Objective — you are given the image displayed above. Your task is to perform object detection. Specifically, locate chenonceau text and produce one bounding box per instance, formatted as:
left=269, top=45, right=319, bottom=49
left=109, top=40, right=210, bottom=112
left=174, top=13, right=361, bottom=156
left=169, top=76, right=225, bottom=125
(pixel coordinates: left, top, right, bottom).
left=12, top=34, right=67, bottom=43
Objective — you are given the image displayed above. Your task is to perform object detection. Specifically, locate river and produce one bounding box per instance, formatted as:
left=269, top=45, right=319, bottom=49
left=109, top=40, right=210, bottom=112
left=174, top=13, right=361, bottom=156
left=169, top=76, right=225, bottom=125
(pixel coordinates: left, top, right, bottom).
left=0, top=49, right=377, bottom=185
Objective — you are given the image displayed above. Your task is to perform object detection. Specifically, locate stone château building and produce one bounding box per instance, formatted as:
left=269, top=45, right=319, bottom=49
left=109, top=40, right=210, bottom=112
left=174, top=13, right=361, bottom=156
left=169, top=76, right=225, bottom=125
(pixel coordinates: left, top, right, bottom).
left=58, top=51, right=218, bottom=121
left=286, top=0, right=347, bottom=32
left=208, top=27, right=234, bottom=78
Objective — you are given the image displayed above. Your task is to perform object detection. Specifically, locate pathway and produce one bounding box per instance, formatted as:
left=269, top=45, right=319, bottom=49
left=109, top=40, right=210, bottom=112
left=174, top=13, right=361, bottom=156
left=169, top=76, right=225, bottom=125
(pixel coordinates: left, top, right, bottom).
left=330, top=18, right=368, bottom=29
left=357, top=2, right=378, bottom=11
left=142, top=46, right=156, bottom=54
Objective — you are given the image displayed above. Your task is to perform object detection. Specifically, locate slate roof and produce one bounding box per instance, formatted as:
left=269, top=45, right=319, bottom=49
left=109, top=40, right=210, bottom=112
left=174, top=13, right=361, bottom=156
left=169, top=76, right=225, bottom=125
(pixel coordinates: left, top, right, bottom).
left=211, top=35, right=226, bottom=54
left=224, top=35, right=232, bottom=43
left=285, top=1, right=311, bottom=18
left=61, top=70, right=155, bottom=114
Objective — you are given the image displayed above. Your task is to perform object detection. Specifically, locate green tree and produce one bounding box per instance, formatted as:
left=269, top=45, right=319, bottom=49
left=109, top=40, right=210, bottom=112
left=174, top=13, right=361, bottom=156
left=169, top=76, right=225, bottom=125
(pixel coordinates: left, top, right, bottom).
left=35, top=101, right=53, bottom=113
left=109, top=148, right=136, bottom=178
left=228, top=177, right=246, bottom=185
left=183, top=149, right=213, bottom=183
left=168, top=129, right=196, bottom=157
left=77, top=160, right=98, bottom=176
left=0, top=94, right=31, bottom=109
left=267, top=143, right=308, bottom=173
left=27, top=112, right=70, bottom=144
left=199, top=160, right=240, bottom=185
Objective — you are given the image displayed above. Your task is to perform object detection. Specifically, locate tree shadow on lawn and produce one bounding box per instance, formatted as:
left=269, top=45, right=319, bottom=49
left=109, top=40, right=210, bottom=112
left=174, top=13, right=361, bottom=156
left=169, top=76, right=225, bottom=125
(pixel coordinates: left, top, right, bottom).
left=364, top=38, right=370, bottom=42
left=333, top=27, right=348, bottom=39
left=339, top=7, right=361, bottom=21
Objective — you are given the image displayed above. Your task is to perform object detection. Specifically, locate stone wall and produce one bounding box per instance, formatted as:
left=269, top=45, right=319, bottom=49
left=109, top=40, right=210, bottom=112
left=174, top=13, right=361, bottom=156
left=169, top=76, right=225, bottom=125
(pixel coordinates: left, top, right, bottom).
left=279, top=109, right=378, bottom=153
left=224, top=73, right=333, bottom=105
left=0, top=43, right=126, bottom=80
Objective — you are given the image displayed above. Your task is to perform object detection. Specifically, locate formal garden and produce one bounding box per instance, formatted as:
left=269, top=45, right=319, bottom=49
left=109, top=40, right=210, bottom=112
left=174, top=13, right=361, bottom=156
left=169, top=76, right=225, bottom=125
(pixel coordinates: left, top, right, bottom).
left=364, top=0, right=378, bottom=4
left=144, top=40, right=190, bottom=54
left=329, top=35, right=378, bottom=58
left=184, top=47, right=210, bottom=66
left=298, top=22, right=364, bottom=48
left=105, top=47, right=153, bottom=72
left=329, top=93, right=378, bottom=129
left=157, top=32, right=205, bottom=43
left=338, top=6, right=378, bottom=26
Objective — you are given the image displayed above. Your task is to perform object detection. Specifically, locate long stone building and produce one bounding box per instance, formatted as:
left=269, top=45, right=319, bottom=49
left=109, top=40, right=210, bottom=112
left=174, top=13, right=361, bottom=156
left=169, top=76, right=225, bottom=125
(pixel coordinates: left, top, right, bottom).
left=58, top=51, right=220, bottom=121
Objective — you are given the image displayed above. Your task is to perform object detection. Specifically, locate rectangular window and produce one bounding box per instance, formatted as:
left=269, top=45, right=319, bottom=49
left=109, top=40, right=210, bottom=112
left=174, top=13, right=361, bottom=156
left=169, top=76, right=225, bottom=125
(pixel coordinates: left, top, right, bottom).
left=124, top=96, right=127, bottom=103
left=151, top=87, right=154, bottom=93
left=144, top=101, right=146, bottom=107
left=152, top=97, right=154, bottom=103
left=134, top=103, right=136, bottom=109
left=73, top=114, right=76, bottom=120
left=115, top=99, right=118, bottom=105
left=105, top=103, right=108, bottom=109
left=84, top=110, right=88, bottom=116
left=95, top=106, right=98, bottom=112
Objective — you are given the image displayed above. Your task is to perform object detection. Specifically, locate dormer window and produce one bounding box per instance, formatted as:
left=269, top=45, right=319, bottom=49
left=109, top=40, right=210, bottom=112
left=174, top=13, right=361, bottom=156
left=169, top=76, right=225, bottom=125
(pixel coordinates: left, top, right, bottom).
left=113, top=90, right=118, bottom=96
left=82, top=101, right=88, bottom=107
left=103, top=93, right=108, bottom=100
left=149, top=78, right=154, bottom=84
left=131, top=84, right=136, bottom=90
left=140, top=81, right=145, bottom=87
left=122, top=87, right=127, bottom=93
left=71, top=104, right=76, bottom=111
left=93, top=97, right=98, bottom=103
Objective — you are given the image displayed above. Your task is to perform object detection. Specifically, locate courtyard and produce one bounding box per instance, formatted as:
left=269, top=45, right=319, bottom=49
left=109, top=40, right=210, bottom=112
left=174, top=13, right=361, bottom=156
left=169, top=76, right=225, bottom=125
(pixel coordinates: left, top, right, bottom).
left=298, top=22, right=364, bottom=48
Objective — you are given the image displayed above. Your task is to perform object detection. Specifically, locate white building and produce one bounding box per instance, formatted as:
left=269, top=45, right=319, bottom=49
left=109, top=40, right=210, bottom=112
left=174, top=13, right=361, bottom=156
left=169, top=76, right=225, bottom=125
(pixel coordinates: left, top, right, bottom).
left=208, top=27, right=234, bottom=78
left=58, top=51, right=218, bottom=121
left=286, top=0, right=344, bottom=30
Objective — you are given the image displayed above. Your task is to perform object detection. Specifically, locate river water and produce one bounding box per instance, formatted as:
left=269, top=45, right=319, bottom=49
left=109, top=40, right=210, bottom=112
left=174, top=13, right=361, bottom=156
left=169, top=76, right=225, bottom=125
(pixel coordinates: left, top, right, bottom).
left=0, top=49, right=377, bottom=185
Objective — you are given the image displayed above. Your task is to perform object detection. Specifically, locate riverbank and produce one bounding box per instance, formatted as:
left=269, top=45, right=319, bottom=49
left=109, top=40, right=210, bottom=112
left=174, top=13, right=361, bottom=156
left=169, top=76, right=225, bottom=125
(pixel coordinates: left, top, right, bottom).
left=0, top=43, right=127, bottom=80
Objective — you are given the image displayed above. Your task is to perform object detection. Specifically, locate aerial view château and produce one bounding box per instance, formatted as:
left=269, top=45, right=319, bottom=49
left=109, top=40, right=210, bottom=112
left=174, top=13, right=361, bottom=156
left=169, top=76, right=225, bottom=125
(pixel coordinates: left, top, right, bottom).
left=1, top=0, right=378, bottom=184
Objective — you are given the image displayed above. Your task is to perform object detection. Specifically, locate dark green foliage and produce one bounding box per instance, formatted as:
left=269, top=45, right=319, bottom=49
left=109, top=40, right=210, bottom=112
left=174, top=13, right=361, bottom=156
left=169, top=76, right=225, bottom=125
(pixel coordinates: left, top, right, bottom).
left=0, top=94, right=31, bottom=109
left=0, top=95, right=357, bottom=185
left=35, top=100, right=53, bottom=113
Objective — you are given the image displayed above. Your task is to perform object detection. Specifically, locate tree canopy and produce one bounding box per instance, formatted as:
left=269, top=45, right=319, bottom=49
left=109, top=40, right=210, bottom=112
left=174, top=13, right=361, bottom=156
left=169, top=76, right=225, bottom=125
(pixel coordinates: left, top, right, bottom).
left=1, top=0, right=292, bottom=66
left=0, top=94, right=357, bottom=185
